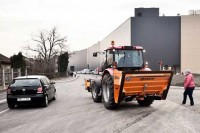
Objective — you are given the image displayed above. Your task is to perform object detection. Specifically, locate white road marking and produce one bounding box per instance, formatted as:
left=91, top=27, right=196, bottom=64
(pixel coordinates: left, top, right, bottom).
left=0, top=109, right=9, bottom=114
left=0, top=99, right=6, bottom=104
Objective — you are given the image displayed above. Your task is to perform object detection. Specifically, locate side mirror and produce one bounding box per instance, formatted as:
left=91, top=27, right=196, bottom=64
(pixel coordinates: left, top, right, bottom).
left=50, top=81, right=55, bottom=84
left=93, top=52, right=97, bottom=57
left=44, top=85, right=50, bottom=89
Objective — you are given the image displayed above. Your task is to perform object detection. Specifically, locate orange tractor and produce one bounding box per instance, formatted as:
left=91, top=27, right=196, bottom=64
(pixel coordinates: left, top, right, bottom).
left=85, top=42, right=173, bottom=110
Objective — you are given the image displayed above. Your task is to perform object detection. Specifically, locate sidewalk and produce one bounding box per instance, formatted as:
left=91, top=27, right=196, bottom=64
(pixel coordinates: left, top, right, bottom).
left=54, top=75, right=79, bottom=83
left=0, top=86, right=6, bottom=92
left=170, top=86, right=200, bottom=90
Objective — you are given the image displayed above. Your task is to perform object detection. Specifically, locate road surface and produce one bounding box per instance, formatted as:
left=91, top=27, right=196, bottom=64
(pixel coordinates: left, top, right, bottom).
left=0, top=74, right=200, bottom=133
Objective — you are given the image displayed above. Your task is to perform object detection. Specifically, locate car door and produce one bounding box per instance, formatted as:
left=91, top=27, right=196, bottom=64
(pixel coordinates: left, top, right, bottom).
left=41, top=78, right=52, bottom=100
left=44, top=77, right=55, bottom=99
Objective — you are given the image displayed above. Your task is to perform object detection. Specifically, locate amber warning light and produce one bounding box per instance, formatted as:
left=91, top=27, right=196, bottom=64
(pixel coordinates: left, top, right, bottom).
left=111, top=41, right=115, bottom=46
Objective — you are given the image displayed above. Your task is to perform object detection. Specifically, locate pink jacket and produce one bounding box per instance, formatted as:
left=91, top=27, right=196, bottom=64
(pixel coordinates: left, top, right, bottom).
left=184, top=73, right=195, bottom=88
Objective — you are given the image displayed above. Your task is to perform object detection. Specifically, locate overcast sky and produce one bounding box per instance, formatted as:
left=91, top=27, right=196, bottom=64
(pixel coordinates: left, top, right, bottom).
left=0, top=0, right=200, bottom=57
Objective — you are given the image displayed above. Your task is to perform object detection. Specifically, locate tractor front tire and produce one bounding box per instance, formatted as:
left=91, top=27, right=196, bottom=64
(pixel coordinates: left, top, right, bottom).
left=102, top=73, right=118, bottom=110
left=91, top=80, right=102, bottom=103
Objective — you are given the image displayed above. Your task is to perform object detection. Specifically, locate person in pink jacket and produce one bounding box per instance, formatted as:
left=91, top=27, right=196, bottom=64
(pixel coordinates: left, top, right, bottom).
left=182, top=69, right=195, bottom=106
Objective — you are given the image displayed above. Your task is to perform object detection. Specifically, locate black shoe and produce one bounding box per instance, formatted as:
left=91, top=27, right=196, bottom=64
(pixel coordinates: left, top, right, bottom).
left=182, top=102, right=186, bottom=105
left=191, top=104, right=194, bottom=106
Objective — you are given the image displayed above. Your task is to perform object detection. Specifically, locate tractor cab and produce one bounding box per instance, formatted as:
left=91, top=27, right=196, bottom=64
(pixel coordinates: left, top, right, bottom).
left=96, top=42, right=144, bottom=71
left=106, top=46, right=144, bottom=71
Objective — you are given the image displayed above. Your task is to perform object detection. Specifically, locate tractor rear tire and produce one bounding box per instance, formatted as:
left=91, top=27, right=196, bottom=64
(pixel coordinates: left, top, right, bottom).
left=137, top=97, right=154, bottom=106
left=102, top=73, right=118, bottom=110
left=91, top=80, right=102, bottom=103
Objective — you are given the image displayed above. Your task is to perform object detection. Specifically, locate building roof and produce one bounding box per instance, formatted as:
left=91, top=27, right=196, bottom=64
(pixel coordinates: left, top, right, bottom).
left=0, top=54, right=11, bottom=64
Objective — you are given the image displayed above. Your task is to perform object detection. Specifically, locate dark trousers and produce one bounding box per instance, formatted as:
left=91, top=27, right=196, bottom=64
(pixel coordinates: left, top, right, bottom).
left=182, top=87, right=195, bottom=105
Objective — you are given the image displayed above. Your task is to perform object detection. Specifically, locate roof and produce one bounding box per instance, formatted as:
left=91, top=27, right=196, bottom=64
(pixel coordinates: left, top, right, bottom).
left=14, top=75, right=46, bottom=79
left=0, top=54, right=11, bottom=64
left=105, top=46, right=144, bottom=50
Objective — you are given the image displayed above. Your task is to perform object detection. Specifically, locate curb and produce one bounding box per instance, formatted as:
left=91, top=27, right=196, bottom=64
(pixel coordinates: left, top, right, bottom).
left=0, top=89, right=6, bottom=93
left=66, top=76, right=79, bottom=82
left=0, top=99, right=6, bottom=104
left=55, top=76, right=79, bottom=83
left=170, top=86, right=200, bottom=90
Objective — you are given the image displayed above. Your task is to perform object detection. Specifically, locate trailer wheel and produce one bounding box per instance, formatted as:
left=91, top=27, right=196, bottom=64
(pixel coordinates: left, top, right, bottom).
left=91, top=80, right=102, bottom=103
left=137, top=97, right=154, bottom=106
left=102, top=73, right=118, bottom=110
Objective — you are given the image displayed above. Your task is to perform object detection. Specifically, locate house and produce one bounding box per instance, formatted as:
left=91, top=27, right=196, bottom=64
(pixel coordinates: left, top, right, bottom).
left=0, top=53, right=11, bottom=69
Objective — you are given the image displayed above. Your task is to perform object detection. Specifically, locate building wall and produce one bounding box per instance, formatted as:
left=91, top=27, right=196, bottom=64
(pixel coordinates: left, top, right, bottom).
left=1, top=64, right=11, bottom=69
left=68, top=49, right=87, bottom=71
left=181, top=15, right=200, bottom=74
left=100, top=18, right=131, bottom=64
left=87, top=42, right=100, bottom=70
left=131, top=14, right=181, bottom=71
left=135, top=8, right=159, bottom=17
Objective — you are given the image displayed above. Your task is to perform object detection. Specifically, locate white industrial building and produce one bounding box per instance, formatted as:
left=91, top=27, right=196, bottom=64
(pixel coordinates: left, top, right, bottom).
left=68, top=8, right=200, bottom=74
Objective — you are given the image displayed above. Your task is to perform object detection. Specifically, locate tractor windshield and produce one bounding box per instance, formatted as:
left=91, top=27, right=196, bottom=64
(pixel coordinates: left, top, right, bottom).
left=115, top=50, right=143, bottom=68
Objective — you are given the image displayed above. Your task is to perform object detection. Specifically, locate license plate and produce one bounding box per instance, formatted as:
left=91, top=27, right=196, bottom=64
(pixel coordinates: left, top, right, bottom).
left=17, top=98, right=31, bottom=101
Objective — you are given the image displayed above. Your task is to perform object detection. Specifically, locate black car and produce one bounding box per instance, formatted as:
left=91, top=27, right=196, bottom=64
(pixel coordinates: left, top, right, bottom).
left=7, top=75, right=57, bottom=108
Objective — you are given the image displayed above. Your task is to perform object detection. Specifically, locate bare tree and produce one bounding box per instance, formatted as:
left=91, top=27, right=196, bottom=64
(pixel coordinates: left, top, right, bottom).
left=26, top=27, right=67, bottom=62
left=25, top=27, right=67, bottom=76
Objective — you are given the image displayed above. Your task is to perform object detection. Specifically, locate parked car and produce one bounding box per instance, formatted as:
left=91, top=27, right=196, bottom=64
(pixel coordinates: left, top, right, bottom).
left=76, top=71, right=82, bottom=74
left=7, top=75, right=57, bottom=108
left=81, top=69, right=90, bottom=74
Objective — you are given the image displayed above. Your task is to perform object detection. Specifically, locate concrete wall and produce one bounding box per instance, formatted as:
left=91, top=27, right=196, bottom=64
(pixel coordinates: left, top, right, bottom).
left=181, top=15, right=200, bottom=74
left=131, top=15, right=181, bottom=71
left=100, top=18, right=131, bottom=63
left=68, top=49, right=87, bottom=71
left=87, top=42, right=100, bottom=70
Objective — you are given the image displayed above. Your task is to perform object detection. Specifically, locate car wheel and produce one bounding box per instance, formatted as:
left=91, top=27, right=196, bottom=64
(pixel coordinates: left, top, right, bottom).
left=42, top=95, right=48, bottom=107
left=7, top=103, right=15, bottom=109
left=52, top=90, right=57, bottom=100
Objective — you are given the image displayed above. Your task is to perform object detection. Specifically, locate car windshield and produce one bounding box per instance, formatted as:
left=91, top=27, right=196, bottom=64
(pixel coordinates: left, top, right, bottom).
left=10, top=79, right=40, bottom=87
left=115, top=50, right=143, bottom=68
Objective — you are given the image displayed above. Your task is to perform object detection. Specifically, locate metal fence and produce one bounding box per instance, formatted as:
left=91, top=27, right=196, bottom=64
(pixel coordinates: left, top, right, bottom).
left=0, top=68, right=27, bottom=90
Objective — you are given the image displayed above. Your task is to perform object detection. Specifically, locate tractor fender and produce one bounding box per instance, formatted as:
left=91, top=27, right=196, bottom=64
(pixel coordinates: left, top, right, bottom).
left=102, top=68, right=113, bottom=80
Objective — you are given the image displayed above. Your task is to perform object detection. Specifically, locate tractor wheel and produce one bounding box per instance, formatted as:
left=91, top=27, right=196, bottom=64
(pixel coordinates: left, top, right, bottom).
left=91, top=80, right=102, bottom=103
left=137, top=97, right=154, bottom=106
left=102, top=73, right=118, bottom=110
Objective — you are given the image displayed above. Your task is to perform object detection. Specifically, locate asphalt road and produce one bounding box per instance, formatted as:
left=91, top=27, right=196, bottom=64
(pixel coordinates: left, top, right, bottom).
left=0, top=74, right=200, bottom=133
